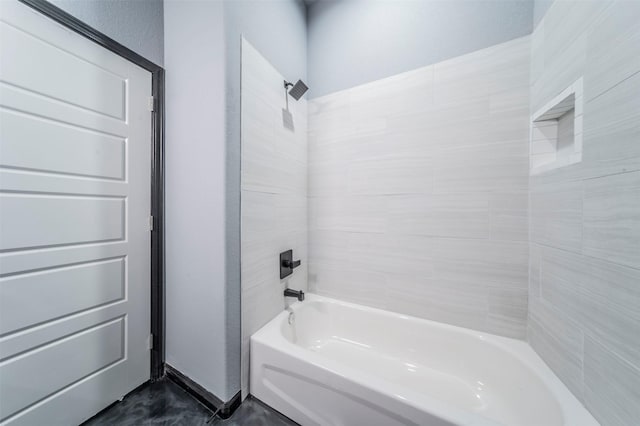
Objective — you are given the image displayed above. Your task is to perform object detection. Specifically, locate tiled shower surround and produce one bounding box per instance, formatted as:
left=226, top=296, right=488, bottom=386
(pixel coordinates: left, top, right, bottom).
left=308, top=36, right=532, bottom=338
left=528, top=1, right=640, bottom=425
left=240, top=40, right=308, bottom=397
left=242, top=1, right=640, bottom=423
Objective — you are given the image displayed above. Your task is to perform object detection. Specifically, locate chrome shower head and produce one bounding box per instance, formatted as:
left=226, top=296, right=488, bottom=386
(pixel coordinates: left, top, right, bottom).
left=285, top=79, right=309, bottom=100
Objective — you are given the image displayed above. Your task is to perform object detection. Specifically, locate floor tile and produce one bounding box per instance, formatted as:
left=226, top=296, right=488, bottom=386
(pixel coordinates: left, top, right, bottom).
left=83, top=379, right=211, bottom=426
left=82, top=378, right=297, bottom=426
left=210, top=397, right=298, bottom=426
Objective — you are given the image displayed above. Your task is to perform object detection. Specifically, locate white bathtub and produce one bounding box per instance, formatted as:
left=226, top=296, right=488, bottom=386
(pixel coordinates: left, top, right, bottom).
left=250, top=294, right=598, bottom=426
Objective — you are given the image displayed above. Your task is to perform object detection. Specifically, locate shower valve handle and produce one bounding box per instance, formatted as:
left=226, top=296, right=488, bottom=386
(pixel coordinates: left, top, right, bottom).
left=282, top=259, right=301, bottom=269
left=280, top=249, right=301, bottom=279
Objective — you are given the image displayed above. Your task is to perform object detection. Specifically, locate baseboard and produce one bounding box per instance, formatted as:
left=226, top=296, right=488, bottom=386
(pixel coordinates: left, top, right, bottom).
left=165, top=364, right=241, bottom=419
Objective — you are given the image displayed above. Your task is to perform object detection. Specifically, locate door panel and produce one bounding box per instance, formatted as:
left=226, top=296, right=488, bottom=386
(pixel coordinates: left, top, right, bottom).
left=0, top=1, right=152, bottom=424
left=0, top=110, right=127, bottom=180
left=0, top=18, right=127, bottom=119
left=1, top=318, right=125, bottom=417
left=0, top=257, right=125, bottom=334
left=0, top=194, right=126, bottom=250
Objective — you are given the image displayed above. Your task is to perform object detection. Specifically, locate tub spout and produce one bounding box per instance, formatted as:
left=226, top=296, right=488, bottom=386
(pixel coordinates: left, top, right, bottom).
left=284, top=288, right=305, bottom=302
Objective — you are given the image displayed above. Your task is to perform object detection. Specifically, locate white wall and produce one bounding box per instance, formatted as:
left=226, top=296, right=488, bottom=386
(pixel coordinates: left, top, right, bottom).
left=164, top=0, right=234, bottom=401
left=308, top=36, right=531, bottom=338
left=48, top=0, right=164, bottom=65
left=306, top=0, right=533, bottom=98
left=240, top=39, right=308, bottom=397
left=528, top=1, right=640, bottom=424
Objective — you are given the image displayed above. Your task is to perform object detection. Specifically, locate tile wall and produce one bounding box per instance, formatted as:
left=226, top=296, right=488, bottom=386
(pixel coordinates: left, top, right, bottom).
left=241, top=3, right=640, bottom=422
left=528, top=1, right=640, bottom=424
left=308, top=36, right=531, bottom=338
left=240, top=39, right=308, bottom=397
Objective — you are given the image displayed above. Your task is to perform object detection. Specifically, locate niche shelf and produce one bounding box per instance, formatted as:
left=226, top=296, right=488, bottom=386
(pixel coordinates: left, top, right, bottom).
left=530, top=78, right=583, bottom=175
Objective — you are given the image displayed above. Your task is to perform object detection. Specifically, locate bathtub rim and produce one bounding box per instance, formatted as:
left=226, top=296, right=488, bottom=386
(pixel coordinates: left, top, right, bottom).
left=250, top=293, right=598, bottom=426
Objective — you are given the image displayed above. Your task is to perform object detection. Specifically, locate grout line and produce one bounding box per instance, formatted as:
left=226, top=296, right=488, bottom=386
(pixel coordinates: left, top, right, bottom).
left=583, top=331, right=640, bottom=375
left=580, top=168, right=640, bottom=183
left=586, top=69, right=640, bottom=103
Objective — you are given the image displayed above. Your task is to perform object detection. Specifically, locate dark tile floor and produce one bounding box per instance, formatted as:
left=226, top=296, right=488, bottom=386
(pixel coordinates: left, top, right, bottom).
left=208, top=397, right=298, bottom=426
left=82, top=378, right=297, bottom=426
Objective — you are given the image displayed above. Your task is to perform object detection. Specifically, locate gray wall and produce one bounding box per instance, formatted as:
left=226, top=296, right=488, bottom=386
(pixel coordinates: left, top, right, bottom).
left=307, top=0, right=533, bottom=98
left=48, top=0, right=164, bottom=65
left=223, top=0, right=307, bottom=400
left=528, top=1, right=640, bottom=425
left=162, top=0, right=306, bottom=403
left=164, top=0, right=234, bottom=401
left=533, top=0, right=554, bottom=28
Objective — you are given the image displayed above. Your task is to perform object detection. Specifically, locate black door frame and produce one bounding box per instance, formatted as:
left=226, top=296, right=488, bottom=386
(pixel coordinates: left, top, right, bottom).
left=18, top=0, right=166, bottom=380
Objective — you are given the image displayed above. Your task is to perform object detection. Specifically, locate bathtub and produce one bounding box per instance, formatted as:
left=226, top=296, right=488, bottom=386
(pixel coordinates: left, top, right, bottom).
left=250, top=294, right=598, bottom=426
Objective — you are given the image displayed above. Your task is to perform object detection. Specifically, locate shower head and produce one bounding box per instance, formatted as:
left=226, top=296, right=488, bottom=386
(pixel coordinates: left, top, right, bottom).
left=285, top=79, right=309, bottom=100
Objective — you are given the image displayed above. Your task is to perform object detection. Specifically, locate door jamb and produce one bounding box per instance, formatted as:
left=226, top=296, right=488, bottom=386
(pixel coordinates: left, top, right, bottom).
left=18, top=0, right=166, bottom=380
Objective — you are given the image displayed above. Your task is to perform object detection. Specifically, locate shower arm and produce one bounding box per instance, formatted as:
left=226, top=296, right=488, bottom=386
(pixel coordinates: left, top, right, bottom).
left=283, top=80, right=291, bottom=111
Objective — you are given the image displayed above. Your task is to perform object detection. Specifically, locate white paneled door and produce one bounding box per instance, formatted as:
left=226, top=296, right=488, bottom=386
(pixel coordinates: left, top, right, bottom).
left=0, top=2, right=152, bottom=425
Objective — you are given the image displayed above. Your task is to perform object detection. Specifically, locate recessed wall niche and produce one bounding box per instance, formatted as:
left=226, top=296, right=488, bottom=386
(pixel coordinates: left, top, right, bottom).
left=530, top=78, right=583, bottom=175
